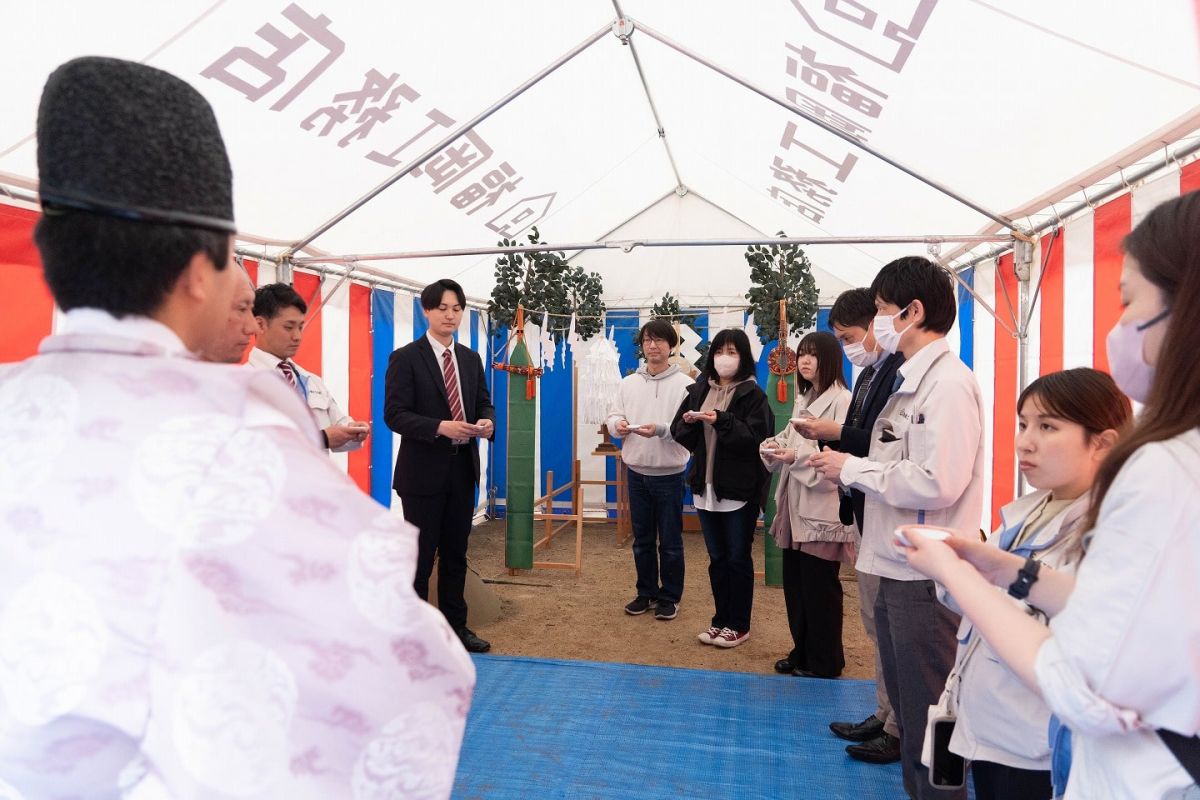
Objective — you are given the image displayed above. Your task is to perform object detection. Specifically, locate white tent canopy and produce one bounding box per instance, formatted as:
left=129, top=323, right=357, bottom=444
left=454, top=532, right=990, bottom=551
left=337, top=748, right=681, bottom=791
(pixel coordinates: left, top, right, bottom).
left=3, top=0, right=1199, bottom=304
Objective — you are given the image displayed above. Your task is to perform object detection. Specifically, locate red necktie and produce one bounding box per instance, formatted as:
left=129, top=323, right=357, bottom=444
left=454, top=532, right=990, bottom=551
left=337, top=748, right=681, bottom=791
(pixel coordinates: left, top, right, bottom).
left=442, top=348, right=465, bottom=423
left=277, top=360, right=299, bottom=392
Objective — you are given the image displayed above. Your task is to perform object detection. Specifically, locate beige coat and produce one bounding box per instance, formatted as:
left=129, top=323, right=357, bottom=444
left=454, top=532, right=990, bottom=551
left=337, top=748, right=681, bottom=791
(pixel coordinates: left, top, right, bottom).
left=762, top=384, right=857, bottom=547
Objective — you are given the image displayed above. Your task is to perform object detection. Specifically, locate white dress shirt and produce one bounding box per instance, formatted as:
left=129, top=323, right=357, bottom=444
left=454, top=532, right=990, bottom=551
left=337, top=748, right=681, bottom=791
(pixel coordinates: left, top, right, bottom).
left=246, top=347, right=361, bottom=453
left=426, top=332, right=468, bottom=444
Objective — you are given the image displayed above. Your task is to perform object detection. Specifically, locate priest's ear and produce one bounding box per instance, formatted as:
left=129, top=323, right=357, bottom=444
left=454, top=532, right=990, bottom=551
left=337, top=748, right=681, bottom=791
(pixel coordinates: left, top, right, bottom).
left=175, top=237, right=234, bottom=305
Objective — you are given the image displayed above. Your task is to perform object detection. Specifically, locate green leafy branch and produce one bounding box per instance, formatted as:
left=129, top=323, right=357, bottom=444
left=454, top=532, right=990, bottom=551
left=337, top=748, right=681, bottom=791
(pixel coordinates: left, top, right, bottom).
left=488, top=226, right=605, bottom=342
left=744, top=231, right=819, bottom=345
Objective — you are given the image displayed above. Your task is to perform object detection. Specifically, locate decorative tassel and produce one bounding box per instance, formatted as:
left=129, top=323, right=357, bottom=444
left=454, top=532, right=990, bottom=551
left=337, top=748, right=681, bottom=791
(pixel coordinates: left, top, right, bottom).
left=526, top=376, right=535, bottom=400
left=777, top=380, right=788, bottom=403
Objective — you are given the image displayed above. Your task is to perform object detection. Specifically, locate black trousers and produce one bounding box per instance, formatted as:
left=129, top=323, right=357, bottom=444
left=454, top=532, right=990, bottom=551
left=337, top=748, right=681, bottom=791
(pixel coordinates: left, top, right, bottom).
left=971, top=761, right=1052, bottom=800
left=401, top=448, right=476, bottom=630
left=696, top=504, right=758, bottom=632
left=781, top=547, right=845, bottom=677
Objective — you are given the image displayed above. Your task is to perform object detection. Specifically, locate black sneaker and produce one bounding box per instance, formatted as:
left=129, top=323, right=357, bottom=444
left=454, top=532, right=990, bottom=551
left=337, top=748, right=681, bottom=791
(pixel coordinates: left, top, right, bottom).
left=624, top=596, right=655, bottom=615
left=654, top=600, right=678, bottom=620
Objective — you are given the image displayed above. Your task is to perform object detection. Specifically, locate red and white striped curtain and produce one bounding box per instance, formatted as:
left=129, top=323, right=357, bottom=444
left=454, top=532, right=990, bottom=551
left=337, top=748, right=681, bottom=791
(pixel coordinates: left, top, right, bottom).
left=972, top=160, right=1200, bottom=529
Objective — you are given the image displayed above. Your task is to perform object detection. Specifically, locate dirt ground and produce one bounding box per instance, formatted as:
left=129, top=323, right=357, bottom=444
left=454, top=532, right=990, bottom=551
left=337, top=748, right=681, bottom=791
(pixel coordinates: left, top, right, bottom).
left=462, top=518, right=874, bottom=679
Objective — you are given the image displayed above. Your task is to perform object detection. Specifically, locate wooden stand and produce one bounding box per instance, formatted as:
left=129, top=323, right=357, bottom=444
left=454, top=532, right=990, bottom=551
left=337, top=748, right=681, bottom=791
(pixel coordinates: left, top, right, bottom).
left=527, top=459, right=585, bottom=577
left=584, top=451, right=631, bottom=546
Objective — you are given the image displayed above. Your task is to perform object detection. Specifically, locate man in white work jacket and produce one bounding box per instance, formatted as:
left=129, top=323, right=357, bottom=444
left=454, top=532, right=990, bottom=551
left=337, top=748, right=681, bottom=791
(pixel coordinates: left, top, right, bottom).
left=811, top=256, right=984, bottom=800
left=249, top=282, right=369, bottom=452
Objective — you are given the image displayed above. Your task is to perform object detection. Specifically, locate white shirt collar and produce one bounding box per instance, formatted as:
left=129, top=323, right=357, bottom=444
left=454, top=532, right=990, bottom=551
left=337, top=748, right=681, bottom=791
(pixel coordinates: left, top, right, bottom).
left=248, top=346, right=292, bottom=370
left=59, top=308, right=192, bottom=357
left=896, top=337, right=949, bottom=383
left=426, top=331, right=456, bottom=360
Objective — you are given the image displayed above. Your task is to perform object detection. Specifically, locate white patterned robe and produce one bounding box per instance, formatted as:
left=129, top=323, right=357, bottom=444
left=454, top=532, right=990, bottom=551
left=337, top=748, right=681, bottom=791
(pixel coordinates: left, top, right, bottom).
left=0, top=310, right=474, bottom=799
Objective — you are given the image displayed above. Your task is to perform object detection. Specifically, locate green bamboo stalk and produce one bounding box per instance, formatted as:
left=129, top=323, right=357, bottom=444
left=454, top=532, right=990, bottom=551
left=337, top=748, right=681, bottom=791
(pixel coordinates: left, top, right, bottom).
left=504, top=338, right=536, bottom=570
left=761, top=368, right=793, bottom=587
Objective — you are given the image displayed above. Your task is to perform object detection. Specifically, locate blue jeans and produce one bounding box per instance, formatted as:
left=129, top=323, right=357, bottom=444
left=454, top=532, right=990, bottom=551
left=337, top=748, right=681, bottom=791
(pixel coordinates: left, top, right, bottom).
left=627, top=469, right=686, bottom=604
left=696, top=503, right=758, bottom=632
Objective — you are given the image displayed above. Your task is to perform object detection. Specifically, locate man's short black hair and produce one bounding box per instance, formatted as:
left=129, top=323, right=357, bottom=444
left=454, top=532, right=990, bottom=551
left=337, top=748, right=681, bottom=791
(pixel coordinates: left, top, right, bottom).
left=828, top=287, right=876, bottom=330
left=421, top=278, right=466, bottom=310
left=870, top=256, right=957, bottom=335
left=638, top=318, right=678, bottom=348
left=36, top=213, right=229, bottom=316
left=254, top=282, right=307, bottom=319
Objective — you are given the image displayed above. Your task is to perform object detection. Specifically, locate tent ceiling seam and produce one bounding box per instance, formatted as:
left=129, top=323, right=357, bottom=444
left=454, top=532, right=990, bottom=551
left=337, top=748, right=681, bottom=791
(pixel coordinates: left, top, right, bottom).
left=280, top=21, right=613, bottom=259
left=630, top=18, right=1019, bottom=234
left=609, top=8, right=685, bottom=190
left=967, top=0, right=1200, bottom=91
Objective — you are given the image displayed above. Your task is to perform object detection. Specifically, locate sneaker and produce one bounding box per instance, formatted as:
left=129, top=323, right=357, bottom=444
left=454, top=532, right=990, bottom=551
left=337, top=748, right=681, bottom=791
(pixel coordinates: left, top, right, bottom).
left=697, top=626, right=723, bottom=645
left=654, top=600, right=678, bottom=620
left=712, top=628, right=750, bottom=648
left=624, top=596, right=655, bottom=616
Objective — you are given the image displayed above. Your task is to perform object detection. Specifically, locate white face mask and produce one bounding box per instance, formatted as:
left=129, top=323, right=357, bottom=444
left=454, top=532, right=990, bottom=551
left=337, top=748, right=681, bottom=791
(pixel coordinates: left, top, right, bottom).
left=844, top=337, right=881, bottom=368
left=873, top=305, right=913, bottom=355
left=1105, top=309, right=1168, bottom=403
left=713, top=353, right=739, bottom=379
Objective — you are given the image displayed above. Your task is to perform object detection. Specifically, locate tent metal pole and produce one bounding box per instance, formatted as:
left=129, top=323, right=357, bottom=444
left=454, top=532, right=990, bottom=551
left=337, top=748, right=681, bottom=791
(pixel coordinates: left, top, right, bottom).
left=1015, top=240, right=1034, bottom=497
left=609, top=7, right=684, bottom=189
left=0, top=185, right=38, bottom=206
left=952, top=136, right=1200, bottom=273
left=235, top=247, right=280, bottom=264
left=630, top=19, right=1020, bottom=233
left=291, top=233, right=1012, bottom=264
left=281, top=21, right=614, bottom=259
left=946, top=264, right=1017, bottom=338
left=290, top=260, right=491, bottom=308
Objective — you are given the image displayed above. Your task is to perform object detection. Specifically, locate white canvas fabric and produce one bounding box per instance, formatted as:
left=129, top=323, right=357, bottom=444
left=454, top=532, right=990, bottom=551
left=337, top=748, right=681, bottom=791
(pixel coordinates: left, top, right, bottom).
left=1, top=1, right=1197, bottom=302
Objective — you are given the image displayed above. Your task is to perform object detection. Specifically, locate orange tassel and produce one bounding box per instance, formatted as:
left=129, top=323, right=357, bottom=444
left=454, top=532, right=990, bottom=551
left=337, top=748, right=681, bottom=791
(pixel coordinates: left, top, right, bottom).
left=777, top=380, right=788, bottom=403
left=526, top=376, right=535, bottom=400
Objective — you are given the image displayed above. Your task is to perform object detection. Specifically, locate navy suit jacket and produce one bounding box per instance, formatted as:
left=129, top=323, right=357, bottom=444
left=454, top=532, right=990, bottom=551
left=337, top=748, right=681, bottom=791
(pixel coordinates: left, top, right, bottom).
left=384, top=336, right=495, bottom=497
left=835, top=352, right=905, bottom=531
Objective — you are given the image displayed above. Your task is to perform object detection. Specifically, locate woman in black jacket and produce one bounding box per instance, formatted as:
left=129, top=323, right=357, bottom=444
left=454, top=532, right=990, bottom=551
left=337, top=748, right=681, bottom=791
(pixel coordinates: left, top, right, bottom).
left=671, top=328, right=774, bottom=648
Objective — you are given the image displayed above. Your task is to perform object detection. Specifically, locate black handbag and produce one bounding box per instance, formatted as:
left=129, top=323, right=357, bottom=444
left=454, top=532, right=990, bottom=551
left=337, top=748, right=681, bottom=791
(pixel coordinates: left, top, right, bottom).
left=1159, top=730, right=1200, bottom=785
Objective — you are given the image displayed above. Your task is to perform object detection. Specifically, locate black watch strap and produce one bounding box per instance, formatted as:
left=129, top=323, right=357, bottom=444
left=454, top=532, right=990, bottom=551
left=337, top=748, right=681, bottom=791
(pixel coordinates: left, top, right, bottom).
left=1007, top=556, right=1041, bottom=600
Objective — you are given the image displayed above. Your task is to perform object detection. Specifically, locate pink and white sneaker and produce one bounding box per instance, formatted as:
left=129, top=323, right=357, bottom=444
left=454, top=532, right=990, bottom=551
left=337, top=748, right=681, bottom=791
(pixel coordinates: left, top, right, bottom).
left=712, top=628, right=750, bottom=648
left=697, top=626, right=723, bottom=645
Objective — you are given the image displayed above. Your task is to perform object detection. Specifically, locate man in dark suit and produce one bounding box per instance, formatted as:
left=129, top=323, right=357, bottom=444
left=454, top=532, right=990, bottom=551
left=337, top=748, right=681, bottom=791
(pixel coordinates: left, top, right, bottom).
left=384, top=278, right=496, bottom=653
left=795, top=287, right=904, bottom=764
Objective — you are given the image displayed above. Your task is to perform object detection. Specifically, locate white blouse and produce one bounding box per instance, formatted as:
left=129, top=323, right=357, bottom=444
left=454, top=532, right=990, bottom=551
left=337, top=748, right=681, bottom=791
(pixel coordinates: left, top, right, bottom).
left=1034, top=430, right=1200, bottom=798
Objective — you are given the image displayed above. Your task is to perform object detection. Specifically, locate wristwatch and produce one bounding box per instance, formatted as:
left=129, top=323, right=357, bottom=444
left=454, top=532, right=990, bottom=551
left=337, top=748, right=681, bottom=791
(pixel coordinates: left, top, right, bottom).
left=1007, top=556, right=1041, bottom=601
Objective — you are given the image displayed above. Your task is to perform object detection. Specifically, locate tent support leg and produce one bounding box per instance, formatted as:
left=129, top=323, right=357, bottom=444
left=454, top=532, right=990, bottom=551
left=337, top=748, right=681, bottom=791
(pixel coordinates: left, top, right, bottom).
left=1014, top=239, right=1034, bottom=496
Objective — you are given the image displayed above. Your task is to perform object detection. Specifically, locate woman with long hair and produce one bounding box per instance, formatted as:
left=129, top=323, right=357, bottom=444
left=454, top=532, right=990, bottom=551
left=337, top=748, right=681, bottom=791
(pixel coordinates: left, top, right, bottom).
left=903, top=192, right=1200, bottom=798
left=938, top=368, right=1129, bottom=799
left=671, top=328, right=773, bottom=649
left=761, top=331, right=856, bottom=678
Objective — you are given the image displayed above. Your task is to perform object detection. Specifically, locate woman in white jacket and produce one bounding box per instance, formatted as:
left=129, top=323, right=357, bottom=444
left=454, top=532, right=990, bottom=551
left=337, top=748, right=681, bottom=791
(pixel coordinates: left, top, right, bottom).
left=940, top=368, right=1129, bottom=799
left=761, top=331, right=857, bottom=678
left=903, top=191, right=1200, bottom=799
